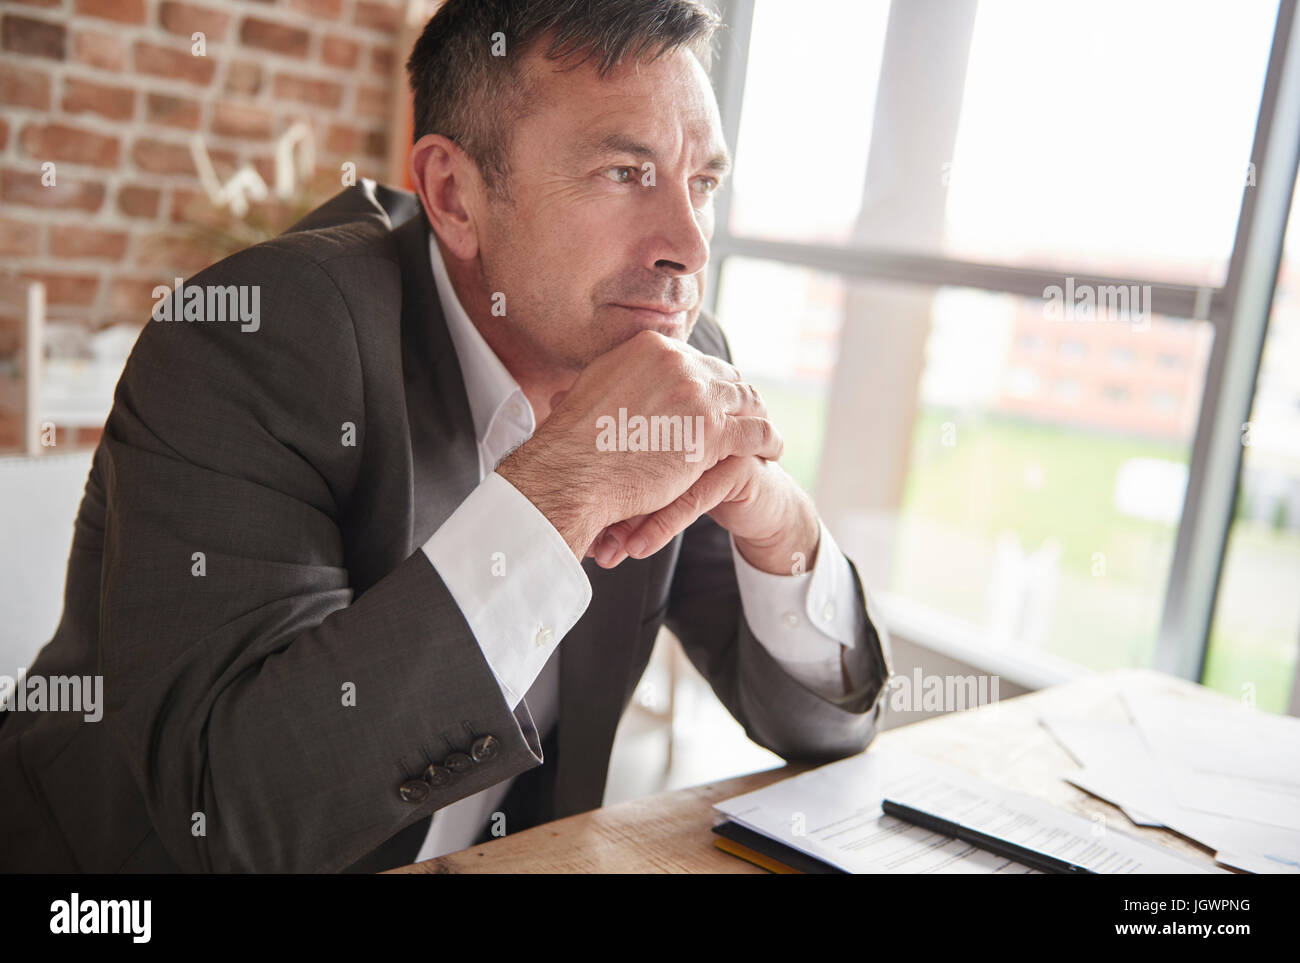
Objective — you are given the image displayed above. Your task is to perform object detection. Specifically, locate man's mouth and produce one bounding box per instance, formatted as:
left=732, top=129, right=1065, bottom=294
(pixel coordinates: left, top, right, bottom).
left=611, top=303, right=692, bottom=332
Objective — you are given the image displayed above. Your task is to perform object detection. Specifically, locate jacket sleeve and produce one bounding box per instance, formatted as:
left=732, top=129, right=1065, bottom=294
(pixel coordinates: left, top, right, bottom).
left=664, top=514, right=892, bottom=762
left=99, top=243, right=543, bottom=872
left=665, top=318, right=893, bottom=761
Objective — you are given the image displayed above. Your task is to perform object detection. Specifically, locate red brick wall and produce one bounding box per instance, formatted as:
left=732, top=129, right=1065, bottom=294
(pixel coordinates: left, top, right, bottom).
left=0, top=0, right=412, bottom=448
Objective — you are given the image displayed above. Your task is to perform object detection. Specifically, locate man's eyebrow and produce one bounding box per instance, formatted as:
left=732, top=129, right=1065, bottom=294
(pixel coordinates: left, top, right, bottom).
left=582, top=132, right=732, bottom=177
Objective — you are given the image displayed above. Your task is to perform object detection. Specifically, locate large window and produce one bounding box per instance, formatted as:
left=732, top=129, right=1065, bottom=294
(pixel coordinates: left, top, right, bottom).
left=1205, top=180, right=1300, bottom=710
left=708, top=0, right=1299, bottom=707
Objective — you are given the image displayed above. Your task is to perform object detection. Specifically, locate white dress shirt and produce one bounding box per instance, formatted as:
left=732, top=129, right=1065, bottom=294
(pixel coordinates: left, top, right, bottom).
left=413, top=232, right=862, bottom=862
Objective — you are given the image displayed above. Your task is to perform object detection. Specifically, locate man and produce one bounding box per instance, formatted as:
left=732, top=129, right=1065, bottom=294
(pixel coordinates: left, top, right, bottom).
left=0, top=0, right=892, bottom=873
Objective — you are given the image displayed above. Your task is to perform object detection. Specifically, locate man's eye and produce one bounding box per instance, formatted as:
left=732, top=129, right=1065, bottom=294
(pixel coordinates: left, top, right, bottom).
left=692, top=175, right=720, bottom=195
left=604, top=166, right=639, bottom=184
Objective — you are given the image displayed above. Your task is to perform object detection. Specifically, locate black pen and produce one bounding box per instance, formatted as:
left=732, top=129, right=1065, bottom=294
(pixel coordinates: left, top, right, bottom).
left=881, top=799, right=1097, bottom=874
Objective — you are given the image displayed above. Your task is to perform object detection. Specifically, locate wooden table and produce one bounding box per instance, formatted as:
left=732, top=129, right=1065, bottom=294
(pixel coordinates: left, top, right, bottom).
left=387, top=668, right=1227, bottom=873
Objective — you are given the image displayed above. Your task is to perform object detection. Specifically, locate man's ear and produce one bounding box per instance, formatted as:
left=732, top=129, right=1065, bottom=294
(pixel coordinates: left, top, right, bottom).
left=409, top=133, right=483, bottom=261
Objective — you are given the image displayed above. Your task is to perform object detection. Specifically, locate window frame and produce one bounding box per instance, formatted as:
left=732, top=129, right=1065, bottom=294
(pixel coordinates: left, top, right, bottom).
left=705, top=0, right=1300, bottom=697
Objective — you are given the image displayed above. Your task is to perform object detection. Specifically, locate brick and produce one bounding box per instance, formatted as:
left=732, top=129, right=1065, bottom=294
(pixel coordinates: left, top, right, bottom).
left=159, top=2, right=231, bottom=41
left=212, top=102, right=272, bottom=139
left=371, top=45, right=394, bottom=75
left=146, top=92, right=201, bottom=129
left=290, top=0, right=343, bottom=18
left=75, top=0, right=146, bottom=24
left=0, top=217, right=38, bottom=257
left=273, top=73, right=344, bottom=108
left=72, top=29, right=125, bottom=71
left=133, top=41, right=216, bottom=86
left=240, top=17, right=309, bottom=58
left=321, top=35, right=359, bottom=69
left=224, top=60, right=262, bottom=96
left=20, top=123, right=120, bottom=167
left=130, top=138, right=235, bottom=177
left=62, top=77, right=135, bottom=121
left=50, top=225, right=128, bottom=259
left=2, top=14, right=65, bottom=59
left=354, top=1, right=399, bottom=33
left=22, top=271, right=99, bottom=306
left=129, top=137, right=196, bottom=175
left=355, top=85, right=390, bottom=120
left=251, top=155, right=275, bottom=186
left=0, top=62, right=51, bottom=109
left=134, top=232, right=217, bottom=273
left=1, top=168, right=105, bottom=212
left=117, top=184, right=161, bottom=218
left=363, top=130, right=386, bottom=158
left=169, top=187, right=203, bottom=223
left=110, top=276, right=166, bottom=321
left=325, top=123, right=360, bottom=155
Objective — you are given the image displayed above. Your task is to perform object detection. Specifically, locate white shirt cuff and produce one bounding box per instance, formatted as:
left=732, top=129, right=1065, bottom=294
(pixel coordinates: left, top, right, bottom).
left=422, top=471, right=591, bottom=710
left=731, top=520, right=860, bottom=697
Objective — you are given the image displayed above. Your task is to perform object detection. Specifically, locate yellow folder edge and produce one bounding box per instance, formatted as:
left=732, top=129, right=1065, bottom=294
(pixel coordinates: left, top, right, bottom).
left=712, top=835, right=805, bottom=874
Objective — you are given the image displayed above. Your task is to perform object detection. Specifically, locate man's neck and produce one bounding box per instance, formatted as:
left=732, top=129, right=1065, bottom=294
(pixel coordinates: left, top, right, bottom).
left=440, top=240, right=576, bottom=425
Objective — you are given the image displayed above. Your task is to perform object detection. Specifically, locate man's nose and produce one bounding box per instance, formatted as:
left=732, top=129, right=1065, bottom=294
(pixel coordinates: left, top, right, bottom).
left=643, top=181, right=710, bottom=278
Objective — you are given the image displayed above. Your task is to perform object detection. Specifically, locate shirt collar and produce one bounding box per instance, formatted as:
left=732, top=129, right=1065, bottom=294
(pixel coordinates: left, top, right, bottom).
left=427, top=230, right=533, bottom=446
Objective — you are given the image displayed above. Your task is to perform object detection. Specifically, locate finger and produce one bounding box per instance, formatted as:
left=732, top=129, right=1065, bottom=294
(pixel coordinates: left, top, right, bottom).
left=621, top=459, right=750, bottom=560
left=722, top=415, right=783, bottom=462
left=693, top=352, right=743, bottom=384
left=597, top=513, right=650, bottom=568
left=714, top=380, right=768, bottom=419
left=592, top=513, right=648, bottom=568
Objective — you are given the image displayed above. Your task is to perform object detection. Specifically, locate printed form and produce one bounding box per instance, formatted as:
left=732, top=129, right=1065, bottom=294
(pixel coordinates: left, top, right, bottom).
left=714, top=747, right=1221, bottom=874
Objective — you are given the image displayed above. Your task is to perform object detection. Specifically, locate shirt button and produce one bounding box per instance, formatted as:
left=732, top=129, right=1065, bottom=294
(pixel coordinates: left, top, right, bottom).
left=781, top=611, right=799, bottom=629
left=535, top=626, right=553, bottom=648
left=822, top=601, right=836, bottom=622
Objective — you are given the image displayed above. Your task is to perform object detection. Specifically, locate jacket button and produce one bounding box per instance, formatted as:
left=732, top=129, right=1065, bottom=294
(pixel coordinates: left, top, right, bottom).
left=424, top=764, right=453, bottom=788
left=444, top=752, right=473, bottom=773
left=471, top=735, right=499, bottom=762
left=399, top=779, right=430, bottom=803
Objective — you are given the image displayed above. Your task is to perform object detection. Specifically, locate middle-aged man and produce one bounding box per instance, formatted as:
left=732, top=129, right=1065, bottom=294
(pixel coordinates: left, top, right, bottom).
left=0, top=0, right=893, bottom=873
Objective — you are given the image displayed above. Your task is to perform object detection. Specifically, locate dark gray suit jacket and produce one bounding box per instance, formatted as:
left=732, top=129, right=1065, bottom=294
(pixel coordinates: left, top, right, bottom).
left=0, top=182, right=892, bottom=873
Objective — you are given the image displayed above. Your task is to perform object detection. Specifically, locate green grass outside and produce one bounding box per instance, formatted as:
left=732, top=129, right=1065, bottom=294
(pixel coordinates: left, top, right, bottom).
left=759, top=384, right=1299, bottom=712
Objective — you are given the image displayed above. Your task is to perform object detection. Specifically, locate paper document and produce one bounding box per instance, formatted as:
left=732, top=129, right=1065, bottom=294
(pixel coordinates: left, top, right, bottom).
left=714, top=747, right=1219, bottom=874
left=1044, top=685, right=1300, bottom=872
left=1038, top=715, right=1161, bottom=825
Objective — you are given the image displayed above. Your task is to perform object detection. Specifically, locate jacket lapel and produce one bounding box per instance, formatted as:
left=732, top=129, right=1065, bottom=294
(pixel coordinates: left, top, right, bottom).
left=392, top=210, right=481, bottom=547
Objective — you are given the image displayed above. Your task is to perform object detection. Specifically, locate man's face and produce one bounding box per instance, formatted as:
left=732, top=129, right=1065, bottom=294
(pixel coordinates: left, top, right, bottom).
left=475, top=44, right=730, bottom=374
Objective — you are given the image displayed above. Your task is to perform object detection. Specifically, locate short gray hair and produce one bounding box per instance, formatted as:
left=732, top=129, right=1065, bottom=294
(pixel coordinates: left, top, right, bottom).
left=406, top=0, right=723, bottom=200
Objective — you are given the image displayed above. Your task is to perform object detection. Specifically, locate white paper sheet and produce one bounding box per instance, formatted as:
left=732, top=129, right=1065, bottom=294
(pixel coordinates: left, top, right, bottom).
left=1122, top=686, right=1300, bottom=793
left=1038, top=715, right=1162, bottom=825
left=714, top=747, right=1219, bottom=874
left=1066, top=764, right=1300, bottom=874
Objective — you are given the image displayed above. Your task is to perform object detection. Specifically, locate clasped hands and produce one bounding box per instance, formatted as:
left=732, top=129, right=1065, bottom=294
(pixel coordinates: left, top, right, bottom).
left=496, top=330, right=820, bottom=578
